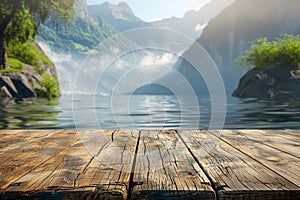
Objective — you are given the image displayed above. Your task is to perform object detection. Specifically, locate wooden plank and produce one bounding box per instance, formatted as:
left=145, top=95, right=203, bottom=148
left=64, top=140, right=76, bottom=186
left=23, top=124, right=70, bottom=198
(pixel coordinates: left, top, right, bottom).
left=284, top=129, right=300, bottom=136
left=236, top=130, right=300, bottom=158
left=2, top=139, right=91, bottom=200
left=0, top=130, right=79, bottom=190
left=75, top=130, right=139, bottom=199
left=275, top=130, right=300, bottom=143
left=0, top=130, right=300, bottom=200
left=0, top=130, right=64, bottom=157
left=2, top=130, right=133, bottom=200
left=215, top=130, right=300, bottom=187
left=0, top=130, right=35, bottom=147
left=178, top=130, right=300, bottom=200
left=131, top=130, right=215, bottom=199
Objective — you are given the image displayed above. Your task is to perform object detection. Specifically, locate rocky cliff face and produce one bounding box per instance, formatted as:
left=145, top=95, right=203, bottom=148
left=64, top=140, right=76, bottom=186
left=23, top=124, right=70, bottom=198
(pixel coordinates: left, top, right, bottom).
left=233, top=65, right=300, bottom=100
left=0, top=62, right=58, bottom=98
left=199, top=0, right=300, bottom=70
left=179, top=0, right=300, bottom=94
left=77, top=0, right=89, bottom=18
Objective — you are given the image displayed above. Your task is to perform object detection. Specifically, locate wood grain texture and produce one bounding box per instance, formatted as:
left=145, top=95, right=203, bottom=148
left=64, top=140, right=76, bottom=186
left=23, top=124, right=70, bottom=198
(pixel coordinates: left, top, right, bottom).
left=215, top=130, right=300, bottom=187
left=0, top=130, right=299, bottom=200
left=131, top=130, right=215, bottom=200
left=236, top=130, right=300, bottom=158
left=75, top=130, right=139, bottom=199
left=269, top=130, right=300, bottom=144
left=0, top=130, right=79, bottom=190
left=2, top=130, right=137, bottom=200
left=0, top=130, right=63, bottom=157
left=177, top=130, right=300, bottom=200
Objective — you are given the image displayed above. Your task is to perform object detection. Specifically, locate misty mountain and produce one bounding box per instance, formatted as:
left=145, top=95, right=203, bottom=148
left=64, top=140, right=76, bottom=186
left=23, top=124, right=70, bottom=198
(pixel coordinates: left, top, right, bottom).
left=38, top=0, right=115, bottom=55
left=88, top=2, right=152, bottom=32
left=38, top=2, right=183, bottom=95
left=152, top=0, right=235, bottom=39
left=88, top=2, right=172, bottom=49
left=38, top=18, right=108, bottom=54
left=37, top=0, right=140, bottom=94
left=173, top=0, right=300, bottom=94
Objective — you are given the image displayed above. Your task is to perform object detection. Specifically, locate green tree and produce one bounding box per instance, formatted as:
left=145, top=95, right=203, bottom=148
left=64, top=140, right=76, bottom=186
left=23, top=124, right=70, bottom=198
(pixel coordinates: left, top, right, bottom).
left=0, top=0, right=77, bottom=69
left=235, top=34, right=300, bottom=69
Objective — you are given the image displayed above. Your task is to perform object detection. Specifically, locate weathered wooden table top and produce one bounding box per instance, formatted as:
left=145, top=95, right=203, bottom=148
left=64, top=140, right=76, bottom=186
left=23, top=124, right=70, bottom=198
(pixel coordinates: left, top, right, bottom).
left=0, top=130, right=299, bottom=200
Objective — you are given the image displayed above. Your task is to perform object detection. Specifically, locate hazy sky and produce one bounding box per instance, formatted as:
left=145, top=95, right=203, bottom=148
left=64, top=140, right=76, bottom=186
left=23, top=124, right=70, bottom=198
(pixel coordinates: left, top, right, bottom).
left=86, top=0, right=212, bottom=22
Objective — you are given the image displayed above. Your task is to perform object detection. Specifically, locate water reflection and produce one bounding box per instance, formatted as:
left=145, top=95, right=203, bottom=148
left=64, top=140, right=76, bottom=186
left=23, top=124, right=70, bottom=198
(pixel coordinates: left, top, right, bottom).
left=93, top=95, right=207, bottom=129
left=0, top=95, right=299, bottom=129
left=0, top=98, right=61, bottom=129
left=226, top=97, right=300, bottom=129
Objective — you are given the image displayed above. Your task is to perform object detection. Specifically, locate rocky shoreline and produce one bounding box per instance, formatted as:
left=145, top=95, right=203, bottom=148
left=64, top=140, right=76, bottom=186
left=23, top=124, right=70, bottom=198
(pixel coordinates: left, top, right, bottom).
left=0, top=63, right=58, bottom=98
left=233, top=64, right=300, bottom=100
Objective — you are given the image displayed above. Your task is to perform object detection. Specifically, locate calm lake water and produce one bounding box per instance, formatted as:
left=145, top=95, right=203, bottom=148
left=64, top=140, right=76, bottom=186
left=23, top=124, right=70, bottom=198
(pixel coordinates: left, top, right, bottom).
left=0, top=95, right=300, bottom=130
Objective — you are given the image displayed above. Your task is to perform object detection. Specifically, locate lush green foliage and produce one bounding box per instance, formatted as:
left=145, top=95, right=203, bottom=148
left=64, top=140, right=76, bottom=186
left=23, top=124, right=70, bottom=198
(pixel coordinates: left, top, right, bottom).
left=0, top=0, right=77, bottom=30
left=8, top=40, right=54, bottom=68
left=7, top=40, right=60, bottom=98
left=0, top=0, right=77, bottom=68
left=36, top=73, right=61, bottom=99
left=0, top=0, right=75, bottom=98
left=0, top=58, right=25, bottom=73
left=6, top=8, right=37, bottom=43
left=235, top=34, right=300, bottom=68
left=1, top=0, right=77, bottom=43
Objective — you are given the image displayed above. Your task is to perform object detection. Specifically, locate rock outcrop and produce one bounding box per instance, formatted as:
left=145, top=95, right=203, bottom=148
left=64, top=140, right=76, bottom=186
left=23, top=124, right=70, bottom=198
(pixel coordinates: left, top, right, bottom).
left=233, top=65, right=300, bottom=100
left=0, top=63, right=58, bottom=98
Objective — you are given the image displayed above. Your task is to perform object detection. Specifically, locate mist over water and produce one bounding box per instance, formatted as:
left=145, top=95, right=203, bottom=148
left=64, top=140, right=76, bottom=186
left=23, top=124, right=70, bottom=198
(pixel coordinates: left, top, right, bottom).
left=35, top=19, right=300, bottom=131
left=35, top=39, right=300, bottom=131
left=0, top=95, right=299, bottom=130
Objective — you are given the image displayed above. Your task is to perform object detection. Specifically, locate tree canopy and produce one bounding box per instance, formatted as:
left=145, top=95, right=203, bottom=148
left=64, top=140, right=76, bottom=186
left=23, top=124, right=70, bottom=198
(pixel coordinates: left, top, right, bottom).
left=235, top=34, right=300, bottom=69
left=0, top=0, right=77, bottom=69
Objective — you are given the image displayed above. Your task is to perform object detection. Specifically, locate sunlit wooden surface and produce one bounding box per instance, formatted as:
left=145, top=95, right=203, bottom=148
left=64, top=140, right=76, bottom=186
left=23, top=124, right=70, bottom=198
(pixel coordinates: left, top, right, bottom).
left=0, top=130, right=299, bottom=200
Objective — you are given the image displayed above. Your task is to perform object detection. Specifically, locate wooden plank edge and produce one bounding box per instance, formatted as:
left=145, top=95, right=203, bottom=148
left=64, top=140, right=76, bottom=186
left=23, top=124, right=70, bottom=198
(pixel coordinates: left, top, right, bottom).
left=131, top=190, right=215, bottom=200
left=0, top=189, right=124, bottom=200
left=219, top=189, right=300, bottom=200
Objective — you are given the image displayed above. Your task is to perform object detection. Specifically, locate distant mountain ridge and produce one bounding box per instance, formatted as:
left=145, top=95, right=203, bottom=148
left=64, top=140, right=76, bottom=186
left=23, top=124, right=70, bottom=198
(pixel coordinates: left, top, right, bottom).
left=87, top=0, right=234, bottom=39
left=88, top=2, right=152, bottom=32
left=152, top=0, right=235, bottom=39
